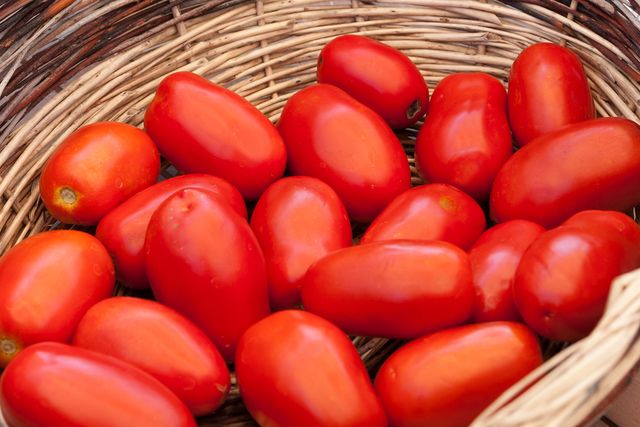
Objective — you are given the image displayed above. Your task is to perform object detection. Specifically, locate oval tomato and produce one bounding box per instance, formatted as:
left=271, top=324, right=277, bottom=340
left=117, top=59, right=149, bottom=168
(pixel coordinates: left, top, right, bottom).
left=96, top=174, right=246, bottom=289
left=360, top=183, right=486, bottom=249
left=144, top=72, right=286, bottom=200
left=0, top=230, right=114, bottom=366
left=317, top=34, right=429, bottom=128
left=514, top=210, right=640, bottom=341
left=250, top=176, right=352, bottom=309
left=39, top=122, right=160, bottom=225
left=374, top=322, right=542, bottom=427
left=490, top=118, right=640, bottom=228
left=469, top=220, right=545, bottom=323
left=508, top=42, right=594, bottom=146
left=301, top=240, right=473, bottom=339
left=236, top=310, right=386, bottom=427
left=277, top=84, right=411, bottom=223
left=0, top=342, right=195, bottom=427
left=73, top=297, right=230, bottom=416
left=415, top=73, right=512, bottom=201
left=145, top=188, right=270, bottom=361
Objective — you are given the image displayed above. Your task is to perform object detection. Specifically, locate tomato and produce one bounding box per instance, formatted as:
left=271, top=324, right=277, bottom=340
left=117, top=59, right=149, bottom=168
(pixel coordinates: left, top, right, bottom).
left=39, top=122, right=160, bottom=225
left=360, top=183, right=486, bottom=249
left=415, top=73, right=512, bottom=201
left=96, top=174, right=246, bottom=289
left=72, top=297, right=229, bottom=416
left=301, top=240, right=473, bottom=339
left=317, top=34, right=429, bottom=129
left=0, top=342, right=195, bottom=427
left=490, top=118, right=640, bottom=228
left=374, top=322, right=542, bottom=427
left=250, top=177, right=352, bottom=309
left=514, top=210, right=640, bottom=341
left=145, top=188, right=270, bottom=361
left=508, top=42, right=594, bottom=146
left=144, top=72, right=286, bottom=200
left=0, top=231, right=114, bottom=366
left=469, top=220, right=545, bottom=323
left=236, top=310, right=386, bottom=427
left=277, top=84, right=411, bottom=222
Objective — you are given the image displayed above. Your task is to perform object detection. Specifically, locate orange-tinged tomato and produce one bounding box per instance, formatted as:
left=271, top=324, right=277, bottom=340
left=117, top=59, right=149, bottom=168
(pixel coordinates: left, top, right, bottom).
left=39, top=122, right=160, bottom=225
left=0, top=342, right=196, bottom=427
left=0, top=230, right=114, bottom=366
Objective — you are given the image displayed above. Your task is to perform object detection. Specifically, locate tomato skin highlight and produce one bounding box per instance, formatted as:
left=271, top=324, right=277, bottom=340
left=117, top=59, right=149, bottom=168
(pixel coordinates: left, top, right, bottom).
left=236, top=310, right=387, bottom=427
left=415, top=73, right=512, bottom=201
left=301, top=240, right=473, bottom=339
left=508, top=42, right=594, bottom=146
left=39, top=122, right=160, bottom=225
left=145, top=188, right=270, bottom=362
left=144, top=71, right=286, bottom=200
left=0, top=342, right=196, bottom=427
left=250, top=176, right=352, bottom=309
left=96, top=174, right=246, bottom=289
left=469, top=220, right=545, bottom=323
left=361, top=183, right=486, bottom=249
left=277, top=84, right=411, bottom=223
left=317, top=34, right=429, bottom=128
left=490, top=118, right=640, bottom=228
left=374, top=322, right=542, bottom=427
left=0, top=230, right=114, bottom=366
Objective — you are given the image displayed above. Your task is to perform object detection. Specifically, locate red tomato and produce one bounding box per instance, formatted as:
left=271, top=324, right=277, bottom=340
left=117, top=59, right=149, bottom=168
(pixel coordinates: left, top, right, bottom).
left=469, top=220, right=545, bottom=323
left=508, top=42, right=594, bottom=146
left=490, top=118, right=640, bottom=228
left=0, top=342, right=195, bottom=427
left=144, top=72, right=286, bottom=200
left=39, top=122, right=160, bottom=225
left=375, top=322, right=542, bottom=427
left=250, top=176, right=352, bottom=309
left=360, top=183, right=486, bottom=249
left=317, top=34, right=429, bottom=128
left=301, top=240, right=473, bottom=339
left=236, top=310, right=386, bottom=427
left=145, top=188, right=270, bottom=361
left=0, top=231, right=114, bottom=366
left=277, top=84, right=411, bottom=222
left=73, top=297, right=230, bottom=416
left=96, top=174, right=246, bottom=289
left=514, top=210, right=640, bottom=341
left=415, top=73, right=512, bottom=201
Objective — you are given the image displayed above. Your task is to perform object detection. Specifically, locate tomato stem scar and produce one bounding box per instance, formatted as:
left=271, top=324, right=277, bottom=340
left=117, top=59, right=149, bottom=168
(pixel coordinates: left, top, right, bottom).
left=60, top=187, right=77, bottom=204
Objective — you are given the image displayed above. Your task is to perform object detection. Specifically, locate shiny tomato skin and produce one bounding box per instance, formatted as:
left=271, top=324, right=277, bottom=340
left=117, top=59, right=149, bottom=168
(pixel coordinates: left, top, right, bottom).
left=145, top=188, right=270, bottom=362
left=415, top=73, right=512, bottom=201
left=361, top=183, right=486, bottom=249
left=514, top=210, right=640, bottom=341
left=490, top=118, right=640, bottom=228
left=96, top=174, right=246, bottom=289
left=250, top=176, right=352, bottom=309
left=0, top=342, right=196, bottom=427
left=374, top=322, right=542, bottom=427
left=39, top=122, right=160, bottom=225
left=317, top=34, right=429, bottom=128
left=0, top=230, right=114, bottom=366
left=301, top=240, right=473, bottom=339
left=236, top=310, right=386, bottom=427
left=469, top=220, right=545, bottom=323
left=144, top=72, right=286, bottom=200
left=277, top=84, right=411, bottom=223
left=73, top=297, right=230, bottom=416
left=508, top=42, right=594, bottom=146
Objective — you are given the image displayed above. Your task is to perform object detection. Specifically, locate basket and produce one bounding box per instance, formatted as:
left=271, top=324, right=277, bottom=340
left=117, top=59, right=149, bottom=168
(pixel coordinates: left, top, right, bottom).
left=1, top=1, right=640, bottom=426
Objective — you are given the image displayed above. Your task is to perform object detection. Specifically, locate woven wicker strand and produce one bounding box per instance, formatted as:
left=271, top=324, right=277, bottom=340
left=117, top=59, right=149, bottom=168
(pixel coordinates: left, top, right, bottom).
left=1, top=1, right=640, bottom=426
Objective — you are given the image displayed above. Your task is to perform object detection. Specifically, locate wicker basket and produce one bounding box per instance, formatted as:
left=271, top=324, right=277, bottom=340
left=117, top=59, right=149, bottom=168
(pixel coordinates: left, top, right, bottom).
left=1, top=1, right=640, bottom=426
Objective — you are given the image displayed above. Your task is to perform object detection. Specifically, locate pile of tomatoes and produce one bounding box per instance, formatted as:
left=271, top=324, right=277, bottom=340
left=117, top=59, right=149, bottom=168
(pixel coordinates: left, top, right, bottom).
left=0, top=34, right=639, bottom=427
